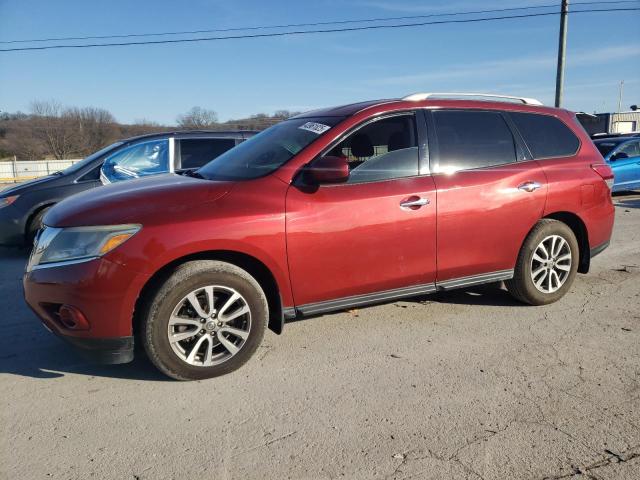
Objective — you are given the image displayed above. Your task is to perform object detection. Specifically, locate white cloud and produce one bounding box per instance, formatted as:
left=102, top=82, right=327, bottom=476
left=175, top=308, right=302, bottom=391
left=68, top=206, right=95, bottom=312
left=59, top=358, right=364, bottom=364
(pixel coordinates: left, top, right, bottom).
left=369, top=44, right=640, bottom=86
left=357, top=0, right=554, bottom=14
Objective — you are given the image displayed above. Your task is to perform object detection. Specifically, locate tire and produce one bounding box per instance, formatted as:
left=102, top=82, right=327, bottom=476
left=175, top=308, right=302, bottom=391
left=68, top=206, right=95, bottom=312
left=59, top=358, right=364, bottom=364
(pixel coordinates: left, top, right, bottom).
left=141, top=260, right=268, bottom=380
left=26, top=206, right=50, bottom=246
left=506, top=219, right=579, bottom=306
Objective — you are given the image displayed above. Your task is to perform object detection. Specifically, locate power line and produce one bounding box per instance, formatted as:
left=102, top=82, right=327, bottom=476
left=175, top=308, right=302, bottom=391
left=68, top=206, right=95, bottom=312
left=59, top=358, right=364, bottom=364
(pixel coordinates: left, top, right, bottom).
left=0, top=0, right=637, bottom=45
left=0, top=7, right=638, bottom=53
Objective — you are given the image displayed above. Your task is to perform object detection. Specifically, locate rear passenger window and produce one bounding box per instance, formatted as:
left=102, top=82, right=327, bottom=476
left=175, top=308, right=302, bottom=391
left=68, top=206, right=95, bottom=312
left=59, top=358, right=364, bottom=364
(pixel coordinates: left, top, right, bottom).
left=510, top=112, right=579, bottom=159
left=432, top=111, right=517, bottom=172
left=179, top=138, right=237, bottom=169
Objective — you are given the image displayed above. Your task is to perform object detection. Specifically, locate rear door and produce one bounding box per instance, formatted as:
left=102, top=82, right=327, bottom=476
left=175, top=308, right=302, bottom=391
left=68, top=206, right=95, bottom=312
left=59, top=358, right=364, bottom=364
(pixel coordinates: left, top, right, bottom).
left=427, top=109, right=547, bottom=283
left=609, top=140, right=640, bottom=191
left=176, top=137, right=238, bottom=170
left=286, top=112, right=437, bottom=309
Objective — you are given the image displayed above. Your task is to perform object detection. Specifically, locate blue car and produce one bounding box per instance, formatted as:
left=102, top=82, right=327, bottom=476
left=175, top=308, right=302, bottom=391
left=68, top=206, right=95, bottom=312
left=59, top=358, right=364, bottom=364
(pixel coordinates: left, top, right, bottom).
left=593, top=136, right=640, bottom=193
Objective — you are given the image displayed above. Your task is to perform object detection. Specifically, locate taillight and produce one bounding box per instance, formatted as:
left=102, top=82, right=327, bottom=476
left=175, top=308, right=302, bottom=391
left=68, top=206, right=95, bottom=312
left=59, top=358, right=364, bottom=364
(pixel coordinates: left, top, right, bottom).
left=591, top=163, right=614, bottom=190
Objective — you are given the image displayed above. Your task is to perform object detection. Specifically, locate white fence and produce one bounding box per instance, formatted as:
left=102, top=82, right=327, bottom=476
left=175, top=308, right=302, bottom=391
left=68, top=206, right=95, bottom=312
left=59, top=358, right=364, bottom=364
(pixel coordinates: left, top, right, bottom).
left=0, top=158, right=83, bottom=183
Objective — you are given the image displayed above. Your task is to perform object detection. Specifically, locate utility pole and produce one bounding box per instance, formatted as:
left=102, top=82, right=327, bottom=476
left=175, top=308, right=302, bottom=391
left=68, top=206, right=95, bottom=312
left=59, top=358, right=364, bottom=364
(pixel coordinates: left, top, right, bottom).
left=617, top=80, right=624, bottom=113
left=555, top=0, right=569, bottom=107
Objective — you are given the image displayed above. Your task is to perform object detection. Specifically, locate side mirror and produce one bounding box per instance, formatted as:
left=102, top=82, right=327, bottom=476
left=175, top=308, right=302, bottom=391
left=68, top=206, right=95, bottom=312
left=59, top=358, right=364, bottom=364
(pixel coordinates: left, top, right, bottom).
left=610, top=152, right=629, bottom=161
left=308, top=156, right=349, bottom=184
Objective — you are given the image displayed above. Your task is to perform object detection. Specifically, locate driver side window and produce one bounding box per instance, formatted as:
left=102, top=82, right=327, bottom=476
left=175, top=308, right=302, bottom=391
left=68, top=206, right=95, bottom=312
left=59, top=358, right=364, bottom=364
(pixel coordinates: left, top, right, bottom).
left=101, top=139, right=169, bottom=184
left=325, top=114, right=419, bottom=184
left=618, top=141, right=640, bottom=157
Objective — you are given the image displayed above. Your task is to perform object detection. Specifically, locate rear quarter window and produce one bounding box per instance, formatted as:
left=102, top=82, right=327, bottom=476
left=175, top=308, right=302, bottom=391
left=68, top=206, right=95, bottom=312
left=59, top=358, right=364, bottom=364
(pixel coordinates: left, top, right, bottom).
left=510, top=112, right=580, bottom=159
left=179, top=138, right=237, bottom=169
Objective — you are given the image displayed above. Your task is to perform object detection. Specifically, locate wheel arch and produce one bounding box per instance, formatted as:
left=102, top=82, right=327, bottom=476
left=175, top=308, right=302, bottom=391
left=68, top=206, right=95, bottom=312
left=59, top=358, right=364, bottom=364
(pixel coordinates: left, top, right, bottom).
left=543, top=211, right=590, bottom=274
left=133, top=250, right=285, bottom=341
left=24, top=202, right=56, bottom=243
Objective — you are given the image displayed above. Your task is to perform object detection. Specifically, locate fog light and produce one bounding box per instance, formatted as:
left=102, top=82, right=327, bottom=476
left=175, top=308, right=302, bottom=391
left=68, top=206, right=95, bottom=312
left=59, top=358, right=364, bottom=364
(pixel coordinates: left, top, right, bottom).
left=58, top=305, right=90, bottom=330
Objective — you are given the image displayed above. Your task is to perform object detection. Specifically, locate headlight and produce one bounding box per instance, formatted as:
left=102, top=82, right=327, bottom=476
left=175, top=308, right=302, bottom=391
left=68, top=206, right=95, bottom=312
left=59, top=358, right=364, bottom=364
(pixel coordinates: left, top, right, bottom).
left=27, top=224, right=141, bottom=271
left=0, top=195, right=19, bottom=209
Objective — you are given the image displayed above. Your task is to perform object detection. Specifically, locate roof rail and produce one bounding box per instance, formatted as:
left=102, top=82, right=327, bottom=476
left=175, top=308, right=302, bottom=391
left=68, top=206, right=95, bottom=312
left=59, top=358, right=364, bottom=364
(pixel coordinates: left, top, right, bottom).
left=402, top=92, right=543, bottom=106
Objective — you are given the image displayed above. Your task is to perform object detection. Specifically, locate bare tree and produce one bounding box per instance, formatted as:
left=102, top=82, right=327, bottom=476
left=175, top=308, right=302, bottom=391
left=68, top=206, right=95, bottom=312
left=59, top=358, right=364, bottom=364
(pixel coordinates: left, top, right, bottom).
left=273, top=110, right=294, bottom=119
left=30, top=100, right=78, bottom=159
left=176, top=107, right=219, bottom=129
left=67, top=106, right=118, bottom=155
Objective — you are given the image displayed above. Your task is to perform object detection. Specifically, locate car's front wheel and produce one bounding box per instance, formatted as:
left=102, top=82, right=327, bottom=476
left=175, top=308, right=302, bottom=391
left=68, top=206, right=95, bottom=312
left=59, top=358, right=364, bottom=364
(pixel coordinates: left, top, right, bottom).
left=141, top=260, right=268, bottom=380
left=506, top=219, right=579, bottom=305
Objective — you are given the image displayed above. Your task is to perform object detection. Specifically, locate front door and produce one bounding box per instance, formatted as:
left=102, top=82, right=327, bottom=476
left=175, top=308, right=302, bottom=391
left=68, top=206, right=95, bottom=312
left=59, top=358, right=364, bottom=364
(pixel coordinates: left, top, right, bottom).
left=285, top=112, right=437, bottom=308
left=610, top=140, right=640, bottom=191
left=427, top=109, right=548, bottom=282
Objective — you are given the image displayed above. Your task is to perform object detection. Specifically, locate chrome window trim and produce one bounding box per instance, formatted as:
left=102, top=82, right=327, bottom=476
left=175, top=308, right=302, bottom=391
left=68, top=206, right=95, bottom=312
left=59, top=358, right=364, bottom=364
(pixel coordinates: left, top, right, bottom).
left=169, top=137, right=175, bottom=173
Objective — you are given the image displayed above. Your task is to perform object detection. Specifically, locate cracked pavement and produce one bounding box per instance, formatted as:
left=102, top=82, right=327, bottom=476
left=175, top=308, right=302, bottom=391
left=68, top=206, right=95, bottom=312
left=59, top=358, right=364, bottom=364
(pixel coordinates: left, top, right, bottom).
left=1, top=193, right=639, bottom=479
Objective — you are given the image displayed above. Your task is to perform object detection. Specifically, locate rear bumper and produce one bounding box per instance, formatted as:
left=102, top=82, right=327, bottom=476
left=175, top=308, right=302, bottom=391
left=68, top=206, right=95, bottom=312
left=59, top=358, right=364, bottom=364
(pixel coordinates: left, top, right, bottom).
left=590, top=240, right=610, bottom=258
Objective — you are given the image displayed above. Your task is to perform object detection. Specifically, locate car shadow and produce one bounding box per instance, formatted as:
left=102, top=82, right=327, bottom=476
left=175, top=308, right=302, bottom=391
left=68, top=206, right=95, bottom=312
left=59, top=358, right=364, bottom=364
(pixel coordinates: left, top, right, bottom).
left=0, top=247, right=171, bottom=382
left=0, top=337, right=171, bottom=382
left=428, top=283, right=526, bottom=307
left=613, top=194, right=640, bottom=209
left=2, top=246, right=521, bottom=381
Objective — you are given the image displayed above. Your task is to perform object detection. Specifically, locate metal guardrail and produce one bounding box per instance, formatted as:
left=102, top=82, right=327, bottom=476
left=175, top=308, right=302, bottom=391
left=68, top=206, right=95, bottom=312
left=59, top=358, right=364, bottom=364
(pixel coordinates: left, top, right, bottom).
left=0, top=158, right=82, bottom=183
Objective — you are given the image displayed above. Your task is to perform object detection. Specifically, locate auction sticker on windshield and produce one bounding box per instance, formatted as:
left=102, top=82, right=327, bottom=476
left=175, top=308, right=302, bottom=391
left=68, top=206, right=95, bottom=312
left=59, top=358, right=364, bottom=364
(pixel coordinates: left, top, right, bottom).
left=298, top=122, right=331, bottom=135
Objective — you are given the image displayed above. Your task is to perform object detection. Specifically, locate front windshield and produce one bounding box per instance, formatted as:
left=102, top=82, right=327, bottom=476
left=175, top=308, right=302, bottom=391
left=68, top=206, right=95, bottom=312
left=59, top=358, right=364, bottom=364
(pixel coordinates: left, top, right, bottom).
left=594, top=141, right=620, bottom=157
left=197, top=116, right=345, bottom=181
left=62, top=141, right=124, bottom=175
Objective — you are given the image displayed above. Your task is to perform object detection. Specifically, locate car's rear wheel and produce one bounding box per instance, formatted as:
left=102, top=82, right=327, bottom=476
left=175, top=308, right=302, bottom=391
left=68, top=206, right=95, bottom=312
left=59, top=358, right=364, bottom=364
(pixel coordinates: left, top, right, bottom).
left=142, top=260, right=268, bottom=380
left=506, top=219, right=579, bottom=305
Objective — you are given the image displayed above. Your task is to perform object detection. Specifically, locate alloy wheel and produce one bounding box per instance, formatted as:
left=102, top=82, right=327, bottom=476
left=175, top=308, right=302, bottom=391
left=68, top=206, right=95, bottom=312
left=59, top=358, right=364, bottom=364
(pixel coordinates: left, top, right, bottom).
left=167, top=285, right=251, bottom=366
left=530, top=234, right=572, bottom=294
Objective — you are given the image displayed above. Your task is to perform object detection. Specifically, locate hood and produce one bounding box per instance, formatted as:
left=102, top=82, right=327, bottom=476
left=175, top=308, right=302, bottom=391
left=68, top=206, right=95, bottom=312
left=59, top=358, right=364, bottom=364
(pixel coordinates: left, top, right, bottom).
left=45, top=173, right=233, bottom=227
left=1, top=174, right=59, bottom=196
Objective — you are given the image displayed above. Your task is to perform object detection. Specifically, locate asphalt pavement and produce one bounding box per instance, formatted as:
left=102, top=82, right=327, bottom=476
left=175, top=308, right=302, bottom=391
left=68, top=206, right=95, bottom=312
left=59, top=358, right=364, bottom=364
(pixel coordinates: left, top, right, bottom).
left=1, top=194, right=639, bottom=479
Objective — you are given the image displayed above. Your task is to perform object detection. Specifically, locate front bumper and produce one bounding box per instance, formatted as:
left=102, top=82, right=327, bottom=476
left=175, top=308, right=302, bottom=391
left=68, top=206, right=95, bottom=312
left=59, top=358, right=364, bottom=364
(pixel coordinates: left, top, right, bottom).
left=0, top=204, right=26, bottom=246
left=59, top=334, right=134, bottom=364
left=23, top=256, right=150, bottom=364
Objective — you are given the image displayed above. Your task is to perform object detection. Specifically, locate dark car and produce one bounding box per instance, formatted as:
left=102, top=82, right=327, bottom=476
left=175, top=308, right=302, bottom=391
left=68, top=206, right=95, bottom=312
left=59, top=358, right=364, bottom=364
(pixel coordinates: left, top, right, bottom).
left=23, top=93, right=614, bottom=380
left=0, top=130, right=255, bottom=246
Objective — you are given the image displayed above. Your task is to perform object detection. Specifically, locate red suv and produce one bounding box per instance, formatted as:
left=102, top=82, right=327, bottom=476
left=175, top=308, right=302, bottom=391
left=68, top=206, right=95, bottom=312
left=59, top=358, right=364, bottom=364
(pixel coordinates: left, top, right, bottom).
left=24, top=93, right=615, bottom=380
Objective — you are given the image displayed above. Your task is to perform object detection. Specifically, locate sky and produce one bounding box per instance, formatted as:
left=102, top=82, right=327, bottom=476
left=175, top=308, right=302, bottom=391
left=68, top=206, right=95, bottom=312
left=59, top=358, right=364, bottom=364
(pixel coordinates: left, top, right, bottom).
left=0, top=0, right=639, bottom=124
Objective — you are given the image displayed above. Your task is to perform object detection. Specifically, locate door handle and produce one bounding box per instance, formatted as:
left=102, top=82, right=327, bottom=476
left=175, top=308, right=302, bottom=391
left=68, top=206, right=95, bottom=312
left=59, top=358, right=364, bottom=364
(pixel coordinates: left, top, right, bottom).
left=400, top=197, right=430, bottom=209
left=517, top=181, right=542, bottom=193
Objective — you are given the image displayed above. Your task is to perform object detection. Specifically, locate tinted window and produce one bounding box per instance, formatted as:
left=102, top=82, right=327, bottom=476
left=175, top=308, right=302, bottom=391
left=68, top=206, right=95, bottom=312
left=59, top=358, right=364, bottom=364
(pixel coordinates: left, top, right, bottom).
left=77, top=165, right=102, bottom=182
left=433, top=111, right=517, bottom=172
left=594, top=141, right=620, bottom=157
left=198, top=116, right=344, bottom=181
left=323, top=114, right=419, bottom=184
left=179, top=138, right=237, bottom=169
left=62, top=141, right=123, bottom=175
left=510, top=112, right=579, bottom=159
left=617, top=140, right=640, bottom=157
left=101, top=139, right=169, bottom=183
